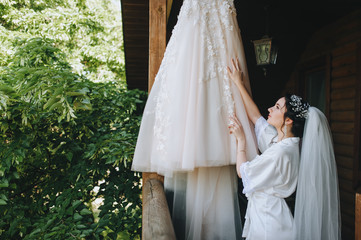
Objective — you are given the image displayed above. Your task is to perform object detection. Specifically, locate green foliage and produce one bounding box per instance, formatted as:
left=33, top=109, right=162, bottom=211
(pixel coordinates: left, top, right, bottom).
left=0, top=28, right=145, bottom=239
left=0, top=0, right=124, bottom=83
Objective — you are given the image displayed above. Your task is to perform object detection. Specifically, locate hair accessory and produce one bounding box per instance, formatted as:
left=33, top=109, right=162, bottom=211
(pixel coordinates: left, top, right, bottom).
left=289, top=95, right=310, bottom=119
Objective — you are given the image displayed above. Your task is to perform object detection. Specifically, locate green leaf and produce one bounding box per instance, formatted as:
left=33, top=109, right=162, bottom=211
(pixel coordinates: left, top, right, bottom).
left=51, top=226, right=61, bottom=231
left=13, top=172, right=20, bottom=179
left=0, top=194, right=8, bottom=201
left=65, top=152, right=73, bottom=161
left=29, top=228, right=41, bottom=237
left=65, top=91, right=85, bottom=96
left=44, top=96, right=60, bottom=109
left=0, top=199, right=7, bottom=205
left=80, top=208, right=92, bottom=215
left=76, top=224, right=87, bottom=229
left=73, top=213, right=83, bottom=221
left=0, top=179, right=9, bottom=188
left=72, top=200, right=82, bottom=209
left=44, top=231, right=58, bottom=239
left=0, top=85, right=15, bottom=94
left=46, top=217, right=55, bottom=225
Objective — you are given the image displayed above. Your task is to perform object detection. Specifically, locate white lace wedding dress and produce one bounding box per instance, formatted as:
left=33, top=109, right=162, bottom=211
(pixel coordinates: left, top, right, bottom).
left=132, top=0, right=258, bottom=239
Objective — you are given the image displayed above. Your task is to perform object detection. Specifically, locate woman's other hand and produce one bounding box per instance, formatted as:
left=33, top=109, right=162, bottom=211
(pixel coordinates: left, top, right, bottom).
left=227, top=58, right=244, bottom=89
left=229, top=114, right=246, bottom=149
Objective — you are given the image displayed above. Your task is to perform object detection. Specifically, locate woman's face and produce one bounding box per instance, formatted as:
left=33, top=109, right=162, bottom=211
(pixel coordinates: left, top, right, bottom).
left=267, top=97, right=286, bottom=129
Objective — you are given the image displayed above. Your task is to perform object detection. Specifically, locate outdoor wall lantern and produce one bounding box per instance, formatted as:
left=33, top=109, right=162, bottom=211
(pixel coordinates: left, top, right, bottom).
left=253, top=5, right=278, bottom=76
left=253, top=36, right=277, bottom=66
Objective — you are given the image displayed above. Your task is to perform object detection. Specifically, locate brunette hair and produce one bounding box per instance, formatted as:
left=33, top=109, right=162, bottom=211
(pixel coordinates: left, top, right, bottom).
left=283, top=94, right=310, bottom=138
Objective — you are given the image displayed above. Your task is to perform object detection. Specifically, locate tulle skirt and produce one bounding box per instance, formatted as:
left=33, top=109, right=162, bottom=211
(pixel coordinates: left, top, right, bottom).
left=165, top=166, right=243, bottom=240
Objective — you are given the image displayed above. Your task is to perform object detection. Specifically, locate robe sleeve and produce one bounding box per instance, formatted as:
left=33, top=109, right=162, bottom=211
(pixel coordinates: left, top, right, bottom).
left=239, top=147, right=294, bottom=197
left=255, top=117, right=277, bottom=153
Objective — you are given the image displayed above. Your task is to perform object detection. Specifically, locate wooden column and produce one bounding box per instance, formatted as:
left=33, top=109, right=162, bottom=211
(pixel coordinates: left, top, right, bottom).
left=142, top=0, right=175, bottom=239
left=148, top=0, right=167, bottom=91
left=356, top=189, right=361, bottom=239
left=143, top=0, right=166, bottom=189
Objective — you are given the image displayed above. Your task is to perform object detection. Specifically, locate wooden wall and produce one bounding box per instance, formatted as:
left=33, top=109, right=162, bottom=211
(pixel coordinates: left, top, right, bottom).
left=287, top=9, right=361, bottom=239
left=121, top=0, right=149, bottom=91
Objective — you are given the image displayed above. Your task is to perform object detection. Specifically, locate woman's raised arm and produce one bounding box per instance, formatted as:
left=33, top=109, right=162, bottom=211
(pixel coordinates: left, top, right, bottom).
left=227, top=58, right=261, bottom=125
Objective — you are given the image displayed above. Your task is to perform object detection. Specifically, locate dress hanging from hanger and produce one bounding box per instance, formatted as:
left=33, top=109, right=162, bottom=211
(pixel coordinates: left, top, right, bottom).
left=132, top=0, right=258, bottom=239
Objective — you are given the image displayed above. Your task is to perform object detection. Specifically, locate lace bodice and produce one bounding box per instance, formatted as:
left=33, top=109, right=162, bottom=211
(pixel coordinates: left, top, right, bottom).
left=180, top=0, right=236, bottom=28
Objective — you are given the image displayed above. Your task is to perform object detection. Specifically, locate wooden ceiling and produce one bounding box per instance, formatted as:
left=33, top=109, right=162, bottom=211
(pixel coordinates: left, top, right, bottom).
left=121, top=0, right=361, bottom=93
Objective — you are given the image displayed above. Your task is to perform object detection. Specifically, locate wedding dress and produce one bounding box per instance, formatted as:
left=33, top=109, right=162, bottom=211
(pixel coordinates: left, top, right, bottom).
left=132, top=0, right=258, bottom=239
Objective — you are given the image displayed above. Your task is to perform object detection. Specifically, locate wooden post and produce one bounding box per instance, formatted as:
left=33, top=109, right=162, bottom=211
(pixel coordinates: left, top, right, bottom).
left=356, top=188, right=361, bottom=239
left=142, top=0, right=176, bottom=239
left=148, top=0, right=167, bottom=91
left=143, top=0, right=166, bottom=192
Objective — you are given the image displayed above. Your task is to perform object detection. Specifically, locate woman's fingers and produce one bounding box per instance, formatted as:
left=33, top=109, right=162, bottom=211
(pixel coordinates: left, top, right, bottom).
left=230, top=116, right=242, bottom=128
left=236, top=57, right=241, bottom=71
left=227, top=66, right=232, bottom=74
left=228, top=124, right=235, bottom=134
left=234, top=116, right=242, bottom=126
left=228, top=122, right=236, bottom=129
left=231, top=57, right=242, bottom=71
left=231, top=114, right=239, bottom=124
left=231, top=58, right=238, bottom=71
left=232, top=113, right=242, bottom=126
left=229, top=116, right=236, bottom=126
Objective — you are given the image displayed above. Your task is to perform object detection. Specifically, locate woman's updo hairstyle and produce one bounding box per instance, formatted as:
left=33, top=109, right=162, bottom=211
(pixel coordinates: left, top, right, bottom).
left=284, top=94, right=310, bottom=138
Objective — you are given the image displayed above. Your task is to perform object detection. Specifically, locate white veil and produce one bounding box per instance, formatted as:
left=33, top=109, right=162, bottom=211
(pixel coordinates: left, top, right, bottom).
left=293, top=107, right=341, bottom=239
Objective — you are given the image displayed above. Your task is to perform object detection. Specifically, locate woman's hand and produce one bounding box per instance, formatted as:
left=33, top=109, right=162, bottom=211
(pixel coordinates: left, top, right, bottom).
left=227, top=58, right=244, bottom=89
left=230, top=114, right=247, bottom=178
left=229, top=114, right=246, bottom=149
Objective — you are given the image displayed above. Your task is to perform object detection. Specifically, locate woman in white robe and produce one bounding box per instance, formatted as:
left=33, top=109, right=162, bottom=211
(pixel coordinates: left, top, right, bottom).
left=237, top=116, right=299, bottom=240
left=227, top=58, right=341, bottom=240
left=230, top=96, right=302, bottom=240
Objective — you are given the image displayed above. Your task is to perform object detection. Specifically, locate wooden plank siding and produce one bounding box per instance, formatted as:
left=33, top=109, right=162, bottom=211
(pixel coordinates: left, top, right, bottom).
left=121, top=0, right=149, bottom=91
left=288, top=9, right=361, bottom=239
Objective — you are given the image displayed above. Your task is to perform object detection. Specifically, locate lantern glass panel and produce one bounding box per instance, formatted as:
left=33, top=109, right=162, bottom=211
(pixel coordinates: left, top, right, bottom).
left=253, top=38, right=274, bottom=65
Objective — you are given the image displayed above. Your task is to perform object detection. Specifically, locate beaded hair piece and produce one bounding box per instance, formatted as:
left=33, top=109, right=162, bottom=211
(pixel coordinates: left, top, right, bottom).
left=289, top=95, right=310, bottom=119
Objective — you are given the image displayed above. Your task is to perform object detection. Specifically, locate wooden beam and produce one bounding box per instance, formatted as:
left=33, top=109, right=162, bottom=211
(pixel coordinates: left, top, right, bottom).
left=143, top=179, right=176, bottom=240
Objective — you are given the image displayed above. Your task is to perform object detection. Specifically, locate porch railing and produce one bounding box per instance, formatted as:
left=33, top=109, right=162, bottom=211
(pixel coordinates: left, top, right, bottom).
left=142, top=177, right=176, bottom=239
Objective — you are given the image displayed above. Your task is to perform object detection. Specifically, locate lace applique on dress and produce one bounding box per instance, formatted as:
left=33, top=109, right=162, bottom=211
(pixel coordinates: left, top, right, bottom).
left=149, top=0, right=238, bottom=156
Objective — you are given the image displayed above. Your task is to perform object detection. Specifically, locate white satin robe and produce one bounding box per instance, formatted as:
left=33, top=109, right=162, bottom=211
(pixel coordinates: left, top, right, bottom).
left=240, top=117, right=300, bottom=240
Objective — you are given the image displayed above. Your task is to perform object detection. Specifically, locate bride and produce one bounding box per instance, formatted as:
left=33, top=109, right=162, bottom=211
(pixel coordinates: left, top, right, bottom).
left=132, top=0, right=257, bottom=239
left=228, top=58, right=341, bottom=240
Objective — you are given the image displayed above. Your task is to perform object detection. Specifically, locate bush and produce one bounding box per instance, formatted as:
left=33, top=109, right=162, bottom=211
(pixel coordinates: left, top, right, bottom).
left=0, top=37, right=146, bottom=239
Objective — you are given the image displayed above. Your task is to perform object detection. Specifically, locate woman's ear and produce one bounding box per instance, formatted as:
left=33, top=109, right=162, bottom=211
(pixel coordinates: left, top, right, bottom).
left=285, top=117, right=293, bottom=126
